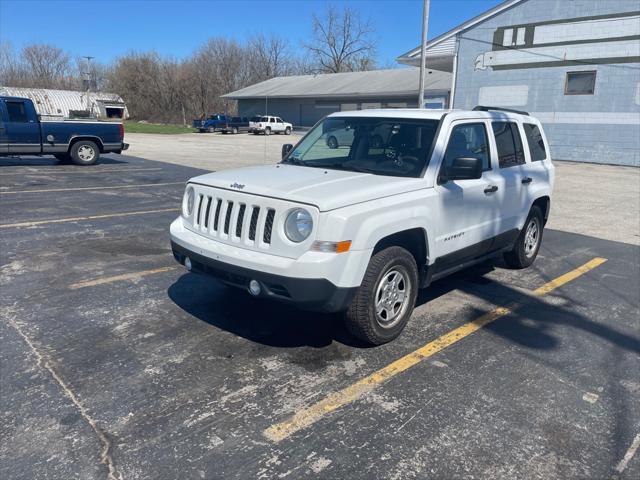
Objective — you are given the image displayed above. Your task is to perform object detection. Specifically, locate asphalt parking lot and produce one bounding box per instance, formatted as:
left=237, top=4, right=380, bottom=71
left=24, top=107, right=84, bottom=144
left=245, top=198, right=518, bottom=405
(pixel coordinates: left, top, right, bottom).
left=1, top=152, right=639, bottom=480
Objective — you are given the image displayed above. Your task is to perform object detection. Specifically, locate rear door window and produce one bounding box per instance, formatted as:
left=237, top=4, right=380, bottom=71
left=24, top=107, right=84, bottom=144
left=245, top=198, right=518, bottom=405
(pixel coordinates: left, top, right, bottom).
left=492, top=122, right=525, bottom=168
left=523, top=123, right=547, bottom=161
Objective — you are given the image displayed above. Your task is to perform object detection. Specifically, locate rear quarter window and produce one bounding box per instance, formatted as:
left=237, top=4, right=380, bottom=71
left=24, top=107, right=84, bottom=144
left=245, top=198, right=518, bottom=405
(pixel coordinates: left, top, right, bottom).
left=523, top=123, right=547, bottom=161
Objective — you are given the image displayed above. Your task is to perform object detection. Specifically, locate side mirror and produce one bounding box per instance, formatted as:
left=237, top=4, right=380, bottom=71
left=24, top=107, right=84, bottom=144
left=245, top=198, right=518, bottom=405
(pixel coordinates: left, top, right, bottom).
left=441, top=157, right=483, bottom=182
left=281, top=143, right=293, bottom=160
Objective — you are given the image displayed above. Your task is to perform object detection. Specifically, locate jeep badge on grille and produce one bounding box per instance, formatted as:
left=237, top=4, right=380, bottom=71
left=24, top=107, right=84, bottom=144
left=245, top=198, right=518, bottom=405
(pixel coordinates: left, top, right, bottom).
left=230, top=182, right=245, bottom=190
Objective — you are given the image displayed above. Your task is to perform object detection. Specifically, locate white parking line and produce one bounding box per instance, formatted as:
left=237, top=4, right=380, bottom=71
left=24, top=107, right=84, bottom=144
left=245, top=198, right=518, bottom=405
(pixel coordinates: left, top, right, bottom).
left=0, top=208, right=179, bottom=228
left=69, top=266, right=177, bottom=289
left=616, top=433, right=640, bottom=473
left=0, top=181, right=183, bottom=194
left=0, top=167, right=164, bottom=176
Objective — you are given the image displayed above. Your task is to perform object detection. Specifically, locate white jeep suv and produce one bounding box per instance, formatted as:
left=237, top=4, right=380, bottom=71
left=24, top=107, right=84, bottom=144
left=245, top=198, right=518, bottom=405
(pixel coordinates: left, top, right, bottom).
left=170, top=107, right=554, bottom=345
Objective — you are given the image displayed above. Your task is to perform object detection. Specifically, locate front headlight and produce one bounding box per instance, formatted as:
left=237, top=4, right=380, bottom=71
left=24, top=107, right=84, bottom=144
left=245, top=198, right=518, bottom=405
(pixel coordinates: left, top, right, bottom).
left=182, top=185, right=195, bottom=217
left=284, top=208, right=313, bottom=242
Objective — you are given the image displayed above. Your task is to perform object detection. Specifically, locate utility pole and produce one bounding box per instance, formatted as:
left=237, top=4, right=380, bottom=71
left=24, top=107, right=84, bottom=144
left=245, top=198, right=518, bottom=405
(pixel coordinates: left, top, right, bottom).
left=418, top=0, right=430, bottom=109
left=82, top=56, right=94, bottom=112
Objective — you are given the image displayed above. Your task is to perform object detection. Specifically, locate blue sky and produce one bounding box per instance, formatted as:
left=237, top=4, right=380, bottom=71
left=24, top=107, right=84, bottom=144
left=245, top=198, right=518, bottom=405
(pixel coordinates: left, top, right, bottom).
left=0, top=0, right=501, bottom=65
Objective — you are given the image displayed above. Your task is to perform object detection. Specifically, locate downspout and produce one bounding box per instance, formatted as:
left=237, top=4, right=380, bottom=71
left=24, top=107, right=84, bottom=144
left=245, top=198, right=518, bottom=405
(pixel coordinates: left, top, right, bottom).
left=449, top=35, right=460, bottom=109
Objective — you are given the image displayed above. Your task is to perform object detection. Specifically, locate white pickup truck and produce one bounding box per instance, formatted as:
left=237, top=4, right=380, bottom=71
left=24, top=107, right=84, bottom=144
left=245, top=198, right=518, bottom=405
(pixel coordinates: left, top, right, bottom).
left=249, top=115, right=292, bottom=135
left=170, top=107, right=554, bottom=344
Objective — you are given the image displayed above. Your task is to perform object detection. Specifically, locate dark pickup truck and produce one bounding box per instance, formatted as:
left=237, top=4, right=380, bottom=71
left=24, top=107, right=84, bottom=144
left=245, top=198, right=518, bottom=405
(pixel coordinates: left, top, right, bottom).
left=0, top=96, right=128, bottom=165
left=192, top=114, right=227, bottom=133
left=221, top=116, right=250, bottom=134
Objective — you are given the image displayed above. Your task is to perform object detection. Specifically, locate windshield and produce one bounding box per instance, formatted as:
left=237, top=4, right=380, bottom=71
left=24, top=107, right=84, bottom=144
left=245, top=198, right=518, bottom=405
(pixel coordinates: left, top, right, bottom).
left=282, top=116, right=440, bottom=178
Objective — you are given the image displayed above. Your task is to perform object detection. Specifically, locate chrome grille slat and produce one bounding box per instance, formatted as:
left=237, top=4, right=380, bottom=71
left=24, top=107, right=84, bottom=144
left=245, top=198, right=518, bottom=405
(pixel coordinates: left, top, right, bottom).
left=254, top=206, right=268, bottom=245
left=229, top=202, right=240, bottom=239
left=241, top=204, right=253, bottom=242
left=218, top=200, right=229, bottom=234
left=193, top=194, right=204, bottom=228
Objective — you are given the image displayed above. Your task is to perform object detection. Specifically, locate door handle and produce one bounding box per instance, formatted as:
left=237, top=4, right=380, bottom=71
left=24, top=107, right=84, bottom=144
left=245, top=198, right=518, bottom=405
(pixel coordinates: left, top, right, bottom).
left=522, top=177, right=533, bottom=185
left=484, top=185, right=498, bottom=194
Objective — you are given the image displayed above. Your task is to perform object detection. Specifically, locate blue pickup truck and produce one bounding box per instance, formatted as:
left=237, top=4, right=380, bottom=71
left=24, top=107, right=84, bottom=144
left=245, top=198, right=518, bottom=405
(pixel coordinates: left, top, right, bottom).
left=192, top=114, right=228, bottom=133
left=0, top=96, right=128, bottom=165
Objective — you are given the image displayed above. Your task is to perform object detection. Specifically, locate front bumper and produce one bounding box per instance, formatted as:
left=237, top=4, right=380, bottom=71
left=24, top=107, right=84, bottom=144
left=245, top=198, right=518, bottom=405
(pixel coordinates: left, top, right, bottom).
left=171, top=240, right=357, bottom=312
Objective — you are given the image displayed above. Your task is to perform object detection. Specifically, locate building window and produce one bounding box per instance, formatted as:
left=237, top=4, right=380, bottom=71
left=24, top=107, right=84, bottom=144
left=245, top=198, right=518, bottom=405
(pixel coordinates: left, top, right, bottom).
left=565, top=71, right=596, bottom=95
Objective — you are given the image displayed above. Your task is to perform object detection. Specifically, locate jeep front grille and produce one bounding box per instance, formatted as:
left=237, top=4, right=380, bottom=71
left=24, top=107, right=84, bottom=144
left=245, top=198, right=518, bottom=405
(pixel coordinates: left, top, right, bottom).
left=192, top=194, right=275, bottom=246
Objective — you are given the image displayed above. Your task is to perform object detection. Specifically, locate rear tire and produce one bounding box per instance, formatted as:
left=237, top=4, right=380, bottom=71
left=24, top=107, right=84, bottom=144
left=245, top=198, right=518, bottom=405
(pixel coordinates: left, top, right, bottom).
left=345, top=246, right=419, bottom=345
left=503, top=206, right=544, bottom=269
left=69, top=140, right=99, bottom=166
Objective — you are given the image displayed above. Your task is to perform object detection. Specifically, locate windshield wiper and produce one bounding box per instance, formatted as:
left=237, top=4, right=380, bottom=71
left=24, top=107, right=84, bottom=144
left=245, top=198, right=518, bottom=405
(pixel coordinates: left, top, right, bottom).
left=281, top=157, right=305, bottom=166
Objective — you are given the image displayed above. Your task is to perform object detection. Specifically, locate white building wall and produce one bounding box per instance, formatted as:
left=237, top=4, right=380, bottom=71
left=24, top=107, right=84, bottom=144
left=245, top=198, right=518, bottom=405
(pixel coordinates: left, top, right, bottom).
left=453, top=0, right=640, bottom=166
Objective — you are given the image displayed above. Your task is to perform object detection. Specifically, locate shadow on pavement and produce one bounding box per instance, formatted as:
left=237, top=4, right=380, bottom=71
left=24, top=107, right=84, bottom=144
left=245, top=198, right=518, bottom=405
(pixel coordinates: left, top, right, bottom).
left=0, top=154, right=129, bottom=167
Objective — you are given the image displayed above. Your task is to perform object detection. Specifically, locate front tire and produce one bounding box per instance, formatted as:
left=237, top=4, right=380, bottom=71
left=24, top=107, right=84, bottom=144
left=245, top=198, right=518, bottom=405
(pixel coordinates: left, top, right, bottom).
left=327, top=135, right=338, bottom=149
left=345, top=246, right=419, bottom=345
left=69, top=140, right=99, bottom=166
left=264, top=127, right=271, bottom=136
left=285, top=127, right=291, bottom=135
left=503, top=205, right=544, bottom=269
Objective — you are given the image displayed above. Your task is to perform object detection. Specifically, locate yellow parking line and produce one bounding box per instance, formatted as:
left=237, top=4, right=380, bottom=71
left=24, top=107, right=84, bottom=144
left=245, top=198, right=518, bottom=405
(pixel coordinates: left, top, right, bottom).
left=264, top=257, right=608, bottom=442
left=0, top=181, right=183, bottom=194
left=69, top=266, right=177, bottom=289
left=0, top=167, right=163, bottom=176
left=0, top=208, right=179, bottom=229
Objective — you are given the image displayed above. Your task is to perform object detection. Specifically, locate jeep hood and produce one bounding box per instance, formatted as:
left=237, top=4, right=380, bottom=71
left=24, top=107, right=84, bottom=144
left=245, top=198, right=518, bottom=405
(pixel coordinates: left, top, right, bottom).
left=189, top=164, right=427, bottom=211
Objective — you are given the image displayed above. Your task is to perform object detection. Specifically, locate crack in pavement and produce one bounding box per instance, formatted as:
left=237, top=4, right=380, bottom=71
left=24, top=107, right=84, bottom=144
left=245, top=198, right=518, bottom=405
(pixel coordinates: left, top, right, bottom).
left=6, top=314, right=123, bottom=480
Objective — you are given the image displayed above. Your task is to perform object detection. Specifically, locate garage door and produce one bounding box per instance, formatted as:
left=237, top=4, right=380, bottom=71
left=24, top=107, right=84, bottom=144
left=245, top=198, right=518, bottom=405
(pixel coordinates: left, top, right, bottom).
left=300, top=103, right=339, bottom=127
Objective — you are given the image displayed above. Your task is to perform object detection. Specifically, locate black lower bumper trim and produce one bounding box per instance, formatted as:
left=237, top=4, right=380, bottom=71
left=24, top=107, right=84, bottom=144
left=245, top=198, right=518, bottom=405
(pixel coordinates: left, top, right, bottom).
left=171, top=241, right=357, bottom=313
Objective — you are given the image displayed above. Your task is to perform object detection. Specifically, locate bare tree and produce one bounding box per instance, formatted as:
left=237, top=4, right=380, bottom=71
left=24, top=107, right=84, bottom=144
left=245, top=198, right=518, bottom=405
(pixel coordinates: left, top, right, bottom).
left=248, top=33, right=295, bottom=81
left=0, top=42, right=28, bottom=86
left=21, top=44, right=73, bottom=88
left=304, top=5, right=376, bottom=73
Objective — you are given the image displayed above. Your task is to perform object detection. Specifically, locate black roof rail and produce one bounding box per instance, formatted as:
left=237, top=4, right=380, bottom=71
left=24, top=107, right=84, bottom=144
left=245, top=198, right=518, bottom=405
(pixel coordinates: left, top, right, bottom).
left=472, top=105, right=529, bottom=116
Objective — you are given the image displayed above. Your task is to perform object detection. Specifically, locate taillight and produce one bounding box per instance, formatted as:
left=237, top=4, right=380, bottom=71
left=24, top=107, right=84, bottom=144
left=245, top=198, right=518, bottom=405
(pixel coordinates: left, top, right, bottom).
left=118, top=123, right=124, bottom=140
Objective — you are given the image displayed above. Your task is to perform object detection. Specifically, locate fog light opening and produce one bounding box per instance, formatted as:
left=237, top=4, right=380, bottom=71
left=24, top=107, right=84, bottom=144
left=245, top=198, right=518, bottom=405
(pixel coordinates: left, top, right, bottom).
left=184, top=257, right=192, bottom=271
left=248, top=280, right=261, bottom=296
